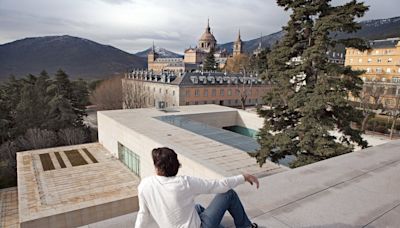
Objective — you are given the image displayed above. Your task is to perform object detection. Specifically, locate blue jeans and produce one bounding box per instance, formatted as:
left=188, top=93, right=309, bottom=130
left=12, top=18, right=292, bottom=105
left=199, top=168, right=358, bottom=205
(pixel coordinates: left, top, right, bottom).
left=195, top=189, right=252, bottom=228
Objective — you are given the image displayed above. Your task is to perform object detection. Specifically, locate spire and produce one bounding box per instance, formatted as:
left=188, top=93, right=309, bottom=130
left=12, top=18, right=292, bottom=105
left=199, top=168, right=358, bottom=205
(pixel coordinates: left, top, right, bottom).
left=236, top=29, right=242, bottom=42
left=258, top=33, right=262, bottom=49
left=206, top=18, right=211, bottom=33
left=152, top=41, right=155, bottom=52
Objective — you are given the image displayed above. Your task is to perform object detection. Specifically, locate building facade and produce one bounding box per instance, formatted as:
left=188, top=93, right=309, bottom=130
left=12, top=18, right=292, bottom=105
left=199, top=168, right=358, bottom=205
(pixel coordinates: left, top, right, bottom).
left=123, top=70, right=270, bottom=108
left=148, top=20, right=231, bottom=73
left=345, top=38, right=400, bottom=108
left=345, top=38, right=400, bottom=83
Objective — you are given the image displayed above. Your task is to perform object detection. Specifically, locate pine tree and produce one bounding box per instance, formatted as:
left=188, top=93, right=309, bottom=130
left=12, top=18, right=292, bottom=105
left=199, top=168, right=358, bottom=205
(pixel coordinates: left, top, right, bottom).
left=70, top=79, right=89, bottom=124
left=203, top=48, right=217, bottom=71
left=255, top=0, right=369, bottom=168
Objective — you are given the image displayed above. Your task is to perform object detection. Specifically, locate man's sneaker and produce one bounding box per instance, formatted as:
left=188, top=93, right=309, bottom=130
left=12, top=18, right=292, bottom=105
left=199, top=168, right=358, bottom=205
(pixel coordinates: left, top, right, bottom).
left=249, top=223, right=258, bottom=228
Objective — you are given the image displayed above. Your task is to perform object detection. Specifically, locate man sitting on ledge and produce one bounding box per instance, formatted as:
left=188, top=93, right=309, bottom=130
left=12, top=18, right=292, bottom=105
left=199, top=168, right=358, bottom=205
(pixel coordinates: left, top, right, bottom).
left=135, top=147, right=259, bottom=228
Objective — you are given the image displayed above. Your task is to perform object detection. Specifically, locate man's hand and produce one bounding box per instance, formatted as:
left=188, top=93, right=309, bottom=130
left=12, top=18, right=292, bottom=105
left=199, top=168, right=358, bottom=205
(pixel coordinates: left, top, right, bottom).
left=243, top=173, right=259, bottom=189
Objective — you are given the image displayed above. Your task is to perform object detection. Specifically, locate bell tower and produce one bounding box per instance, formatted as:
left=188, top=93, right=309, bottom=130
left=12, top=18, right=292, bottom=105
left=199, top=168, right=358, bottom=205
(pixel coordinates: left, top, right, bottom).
left=233, top=29, right=243, bottom=57
left=148, top=41, right=158, bottom=63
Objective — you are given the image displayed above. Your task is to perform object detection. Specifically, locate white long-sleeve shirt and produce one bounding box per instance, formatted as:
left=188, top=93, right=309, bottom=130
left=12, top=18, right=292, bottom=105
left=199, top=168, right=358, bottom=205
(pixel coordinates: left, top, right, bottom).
left=134, top=174, right=245, bottom=228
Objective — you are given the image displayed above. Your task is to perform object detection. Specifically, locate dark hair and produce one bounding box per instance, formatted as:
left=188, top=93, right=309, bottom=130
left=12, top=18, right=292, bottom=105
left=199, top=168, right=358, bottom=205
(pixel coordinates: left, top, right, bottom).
left=152, top=147, right=181, bottom=177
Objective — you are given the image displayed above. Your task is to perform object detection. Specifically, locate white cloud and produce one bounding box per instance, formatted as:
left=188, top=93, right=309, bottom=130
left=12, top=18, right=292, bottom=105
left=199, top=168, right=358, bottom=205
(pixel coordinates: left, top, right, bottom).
left=0, top=0, right=398, bottom=53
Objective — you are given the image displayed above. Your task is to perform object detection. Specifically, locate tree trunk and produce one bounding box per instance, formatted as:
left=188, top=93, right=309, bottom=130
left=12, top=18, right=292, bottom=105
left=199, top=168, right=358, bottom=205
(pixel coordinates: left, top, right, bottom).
left=390, top=116, right=397, bottom=140
left=361, top=113, right=370, bottom=131
left=241, top=97, right=246, bottom=110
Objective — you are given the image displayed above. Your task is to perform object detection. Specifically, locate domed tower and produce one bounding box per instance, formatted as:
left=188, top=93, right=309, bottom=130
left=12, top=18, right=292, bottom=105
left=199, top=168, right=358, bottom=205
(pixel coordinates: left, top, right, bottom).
left=198, top=19, right=217, bottom=53
left=233, top=29, right=243, bottom=57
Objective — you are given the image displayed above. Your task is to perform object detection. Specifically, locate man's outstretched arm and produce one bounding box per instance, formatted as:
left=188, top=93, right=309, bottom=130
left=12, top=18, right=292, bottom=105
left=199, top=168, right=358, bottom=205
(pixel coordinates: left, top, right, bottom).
left=187, top=173, right=259, bottom=195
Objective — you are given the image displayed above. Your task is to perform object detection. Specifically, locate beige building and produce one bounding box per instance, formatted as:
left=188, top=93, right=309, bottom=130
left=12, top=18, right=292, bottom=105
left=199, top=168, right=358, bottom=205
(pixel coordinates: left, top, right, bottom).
left=123, top=70, right=270, bottom=109
left=345, top=38, right=400, bottom=107
left=147, top=19, right=230, bottom=73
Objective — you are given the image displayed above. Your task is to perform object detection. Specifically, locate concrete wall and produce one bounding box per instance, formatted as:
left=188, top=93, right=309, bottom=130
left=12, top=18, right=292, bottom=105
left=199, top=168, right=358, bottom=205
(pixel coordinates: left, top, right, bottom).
left=236, top=110, right=264, bottom=131
left=181, top=111, right=237, bottom=128
left=20, top=197, right=138, bottom=228
left=98, top=112, right=162, bottom=178
left=98, top=111, right=225, bottom=179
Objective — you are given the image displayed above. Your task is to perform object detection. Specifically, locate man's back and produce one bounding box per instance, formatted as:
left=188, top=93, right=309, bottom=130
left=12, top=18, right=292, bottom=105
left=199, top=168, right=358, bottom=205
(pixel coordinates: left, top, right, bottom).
left=135, top=174, right=246, bottom=228
left=137, top=175, right=201, bottom=228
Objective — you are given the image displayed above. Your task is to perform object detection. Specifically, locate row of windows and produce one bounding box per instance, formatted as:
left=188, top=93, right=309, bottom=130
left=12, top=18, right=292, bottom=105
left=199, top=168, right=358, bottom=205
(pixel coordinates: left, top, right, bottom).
left=146, top=87, right=176, bottom=96
left=363, top=77, right=400, bottom=83
left=186, top=88, right=259, bottom=97
left=364, top=68, right=400, bottom=74
left=350, top=58, right=395, bottom=64
left=349, top=49, right=395, bottom=55
left=185, top=98, right=261, bottom=106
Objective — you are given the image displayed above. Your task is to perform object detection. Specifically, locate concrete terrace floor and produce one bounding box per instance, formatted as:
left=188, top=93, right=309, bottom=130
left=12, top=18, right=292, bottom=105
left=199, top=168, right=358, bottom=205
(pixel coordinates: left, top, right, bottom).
left=84, top=139, right=400, bottom=228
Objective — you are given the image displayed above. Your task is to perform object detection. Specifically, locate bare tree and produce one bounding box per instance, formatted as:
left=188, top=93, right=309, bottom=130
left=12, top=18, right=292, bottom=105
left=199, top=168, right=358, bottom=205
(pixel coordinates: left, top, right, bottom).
left=16, top=128, right=58, bottom=151
left=359, top=82, right=385, bottom=131
left=123, top=79, right=149, bottom=109
left=90, top=76, right=123, bottom=110
left=236, top=72, right=253, bottom=110
left=382, top=87, right=400, bottom=139
left=58, top=128, right=88, bottom=145
left=0, top=141, right=18, bottom=174
left=224, top=54, right=250, bottom=73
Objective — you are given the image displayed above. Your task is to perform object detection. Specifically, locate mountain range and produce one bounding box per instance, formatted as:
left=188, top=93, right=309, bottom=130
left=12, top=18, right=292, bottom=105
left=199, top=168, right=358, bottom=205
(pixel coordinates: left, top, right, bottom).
left=0, top=35, right=146, bottom=80
left=218, top=16, right=400, bottom=53
left=135, top=47, right=183, bottom=58
left=1, top=16, right=399, bottom=80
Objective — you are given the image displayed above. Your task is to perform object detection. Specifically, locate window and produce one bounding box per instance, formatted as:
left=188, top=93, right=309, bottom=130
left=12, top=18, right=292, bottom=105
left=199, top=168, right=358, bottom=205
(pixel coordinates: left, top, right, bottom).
left=350, top=58, right=353, bottom=63
left=382, top=77, right=386, bottom=82
left=368, top=58, right=372, bottom=63
left=166, top=89, right=168, bottom=95
left=220, top=89, right=224, bottom=96
left=375, top=50, right=379, bottom=55
left=227, top=89, right=232, bottom=96
left=386, top=68, right=392, bottom=74
left=153, top=88, right=155, bottom=92
left=186, top=89, right=191, bottom=97
left=195, top=101, right=199, bottom=105
left=159, top=88, right=162, bottom=93
left=186, top=102, right=190, bottom=105
left=388, top=58, right=393, bottom=63
left=118, top=142, right=140, bottom=177
left=392, top=77, right=400, bottom=83
left=212, top=89, right=216, bottom=96
left=377, top=58, right=382, bottom=63
left=366, top=68, right=371, bottom=73
left=376, top=68, right=382, bottom=74
left=204, top=89, right=208, bottom=96
left=195, top=89, right=200, bottom=96
left=173, top=90, right=175, bottom=96
left=358, top=58, right=362, bottom=63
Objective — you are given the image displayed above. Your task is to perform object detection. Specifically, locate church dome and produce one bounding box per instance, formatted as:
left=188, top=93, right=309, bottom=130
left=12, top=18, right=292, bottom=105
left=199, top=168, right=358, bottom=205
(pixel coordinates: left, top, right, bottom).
left=198, top=19, right=217, bottom=52
left=199, top=31, right=216, bottom=42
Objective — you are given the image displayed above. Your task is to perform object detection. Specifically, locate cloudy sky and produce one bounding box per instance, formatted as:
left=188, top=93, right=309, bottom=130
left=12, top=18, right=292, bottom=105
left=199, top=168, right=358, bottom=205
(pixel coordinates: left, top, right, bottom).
left=0, top=0, right=399, bottom=54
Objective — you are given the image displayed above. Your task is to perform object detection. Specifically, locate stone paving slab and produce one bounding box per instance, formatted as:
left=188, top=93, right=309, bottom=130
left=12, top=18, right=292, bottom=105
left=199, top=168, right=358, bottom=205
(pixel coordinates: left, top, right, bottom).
left=16, top=143, right=140, bottom=227
left=0, top=187, right=19, bottom=228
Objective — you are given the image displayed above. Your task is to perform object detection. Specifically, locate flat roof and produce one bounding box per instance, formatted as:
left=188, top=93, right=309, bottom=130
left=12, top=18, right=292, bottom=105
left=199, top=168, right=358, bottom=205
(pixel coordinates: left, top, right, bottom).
left=81, top=139, right=400, bottom=227
left=0, top=187, right=18, bottom=228
left=99, top=105, right=287, bottom=178
left=16, top=143, right=140, bottom=223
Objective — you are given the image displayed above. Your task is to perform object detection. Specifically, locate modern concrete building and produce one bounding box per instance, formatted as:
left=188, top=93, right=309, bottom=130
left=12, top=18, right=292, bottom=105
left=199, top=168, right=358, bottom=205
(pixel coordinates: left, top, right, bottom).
left=123, top=71, right=270, bottom=109
left=3, top=105, right=400, bottom=227
left=15, top=143, right=140, bottom=228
